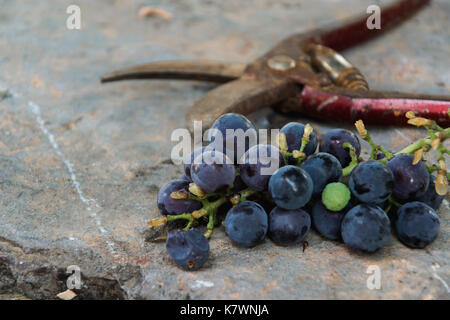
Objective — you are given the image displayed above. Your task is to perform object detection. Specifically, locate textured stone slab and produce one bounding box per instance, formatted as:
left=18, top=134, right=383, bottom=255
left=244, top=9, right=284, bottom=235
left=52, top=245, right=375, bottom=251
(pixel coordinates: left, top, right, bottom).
left=0, top=0, right=448, bottom=299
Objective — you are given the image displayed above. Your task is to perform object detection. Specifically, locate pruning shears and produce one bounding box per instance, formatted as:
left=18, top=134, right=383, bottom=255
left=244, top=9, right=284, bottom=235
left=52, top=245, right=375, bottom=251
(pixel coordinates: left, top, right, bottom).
left=101, top=0, right=450, bottom=128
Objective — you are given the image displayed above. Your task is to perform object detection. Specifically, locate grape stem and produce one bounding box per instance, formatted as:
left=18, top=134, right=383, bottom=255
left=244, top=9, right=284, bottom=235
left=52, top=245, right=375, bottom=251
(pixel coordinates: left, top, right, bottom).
left=202, top=197, right=227, bottom=238
left=148, top=186, right=258, bottom=238
left=384, top=202, right=392, bottom=214
left=342, top=142, right=359, bottom=176
left=166, top=212, right=195, bottom=224
left=386, top=127, right=449, bottom=159
left=148, top=195, right=228, bottom=236
left=353, top=119, right=449, bottom=193
left=355, top=120, right=393, bottom=160
left=281, top=151, right=292, bottom=165
left=239, top=188, right=257, bottom=202
left=388, top=197, right=403, bottom=209
left=295, top=123, right=313, bottom=165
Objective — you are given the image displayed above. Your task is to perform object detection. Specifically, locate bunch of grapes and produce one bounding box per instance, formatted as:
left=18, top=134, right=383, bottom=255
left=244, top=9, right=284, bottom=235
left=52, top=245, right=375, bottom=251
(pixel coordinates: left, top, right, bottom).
left=149, top=112, right=449, bottom=271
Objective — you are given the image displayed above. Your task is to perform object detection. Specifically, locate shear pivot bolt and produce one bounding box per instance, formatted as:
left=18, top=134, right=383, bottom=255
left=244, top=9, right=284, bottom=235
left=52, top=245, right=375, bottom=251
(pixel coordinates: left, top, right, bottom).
left=267, top=55, right=296, bottom=71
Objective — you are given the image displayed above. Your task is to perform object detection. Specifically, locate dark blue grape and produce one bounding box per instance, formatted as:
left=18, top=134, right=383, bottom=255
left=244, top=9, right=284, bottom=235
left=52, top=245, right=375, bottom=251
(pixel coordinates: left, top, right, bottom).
left=341, top=204, right=391, bottom=253
left=386, top=154, right=429, bottom=202
left=239, top=144, right=285, bottom=191
left=395, top=202, right=440, bottom=248
left=268, top=165, right=313, bottom=210
left=319, top=129, right=361, bottom=167
left=166, top=228, right=209, bottom=271
left=208, top=113, right=257, bottom=164
left=415, top=175, right=444, bottom=210
left=184, top=146, right=208, bottom=180
left=268, top=207, right=310, bottom=246
left=191, top=150, right=236, bottom=193
left=225, top=201, right=268, bottom=247
left=157, top=179, right=202, bottom=216
left=312, top=201, right=351, bottom=241
left=300, top=152, right=342, bottom=196
left=349, top=160, right=394, bottom=205
left=280, top=122, right=317, bottom=156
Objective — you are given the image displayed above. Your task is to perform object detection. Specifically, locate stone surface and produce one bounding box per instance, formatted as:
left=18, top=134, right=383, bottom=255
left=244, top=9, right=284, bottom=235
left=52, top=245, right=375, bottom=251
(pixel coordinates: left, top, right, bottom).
left=0, top=0, right=449, bottom=299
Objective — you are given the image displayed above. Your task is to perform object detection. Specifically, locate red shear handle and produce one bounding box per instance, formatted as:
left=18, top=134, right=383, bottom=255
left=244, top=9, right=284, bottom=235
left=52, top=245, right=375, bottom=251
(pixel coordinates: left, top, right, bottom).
left=299, top=87, right=450, bottom=126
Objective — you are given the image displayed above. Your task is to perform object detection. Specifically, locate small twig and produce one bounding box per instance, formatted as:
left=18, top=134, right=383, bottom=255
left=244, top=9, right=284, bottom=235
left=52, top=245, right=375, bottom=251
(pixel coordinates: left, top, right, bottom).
left=342, top=142, right=359, bottom=176
left=138, top=7, right=173, bottom=20
left=388, top=197, right=403, bottom=209
left=355, top=120, right=393, bottom=160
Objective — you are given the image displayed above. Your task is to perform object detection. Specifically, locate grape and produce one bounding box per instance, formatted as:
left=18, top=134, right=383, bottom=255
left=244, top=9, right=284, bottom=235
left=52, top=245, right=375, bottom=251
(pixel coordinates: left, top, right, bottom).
left=268, top=207, right=310, bottom=246
left=321, top=182, right=350, bottom=211
left=207, top=113, right=257, bottom=164
left=157, top=179, right=202, bottom=216
left=268, top=165, right=313, bottom=210
left=166, top=228, right=209, bottom=271
left=300, top=152, right=342, bottom=196
left=319, top=129, right=361, bottom=167
left=415, top=175, right=444, bottom=210
left=395, top=202, right=440, bottom=248
left=312, top=201, right=351, bottom=241
left=280, top=122, right=317, bottom=156
left=341, top=204, right=391, bottom=253
left=386, top=154, right=429, bottom=202
left=191, top=150, right=236, bottom=193
left=225, top=201, right=268, bottom=247
left=349, top=160, right=394, bottom=205
left=184, top=146, right=208, bottom=180
left=239, top=144, right=285, bottom=191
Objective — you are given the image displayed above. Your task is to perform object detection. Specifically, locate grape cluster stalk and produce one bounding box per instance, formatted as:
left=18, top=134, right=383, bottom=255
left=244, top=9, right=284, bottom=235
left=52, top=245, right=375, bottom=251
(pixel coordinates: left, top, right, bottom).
left=148, top=112, right=449, bottom=271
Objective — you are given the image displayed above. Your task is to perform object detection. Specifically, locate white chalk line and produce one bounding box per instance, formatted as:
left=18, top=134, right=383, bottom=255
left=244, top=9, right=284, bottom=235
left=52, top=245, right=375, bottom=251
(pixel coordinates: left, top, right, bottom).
left=395, top=129, right=413, bottom=143
left=401, top=259, right=450, bottom=294
left=27, top=100, right=119, bottom=257
left=431, top=264, right=450, bottom=293
left=190, top=280, right=215, bottom=290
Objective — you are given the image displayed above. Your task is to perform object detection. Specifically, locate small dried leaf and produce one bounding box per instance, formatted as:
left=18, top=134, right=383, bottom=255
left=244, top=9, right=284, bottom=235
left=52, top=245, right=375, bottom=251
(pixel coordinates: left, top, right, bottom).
left=292, top=150, right=305, bottom=159
left=189, top=183, right=206, bottom=199
left=204, top=230, right=213, bottom=239
left=354, top=120, right=367, bottom=138
left=303, top=124, right=313, bottom=141
left=278, top=133, right=288, bottom=152
left=412, top=148, right=424, bottom=165
left=230, top=194, right=240, bottom=206
left=405, top=111, right=416, bottom=119
left=170, top=190, right=187, bottom=199
left=192, top=209, right=207, bottom=219
left=57, top=289, right=77, bottom=300
left=435, top=171, right=448, bottom=196
left=138, top=7, right=173, bottom=19
left=407, top=117, right=432, bottom=127
left=147, top=216, right=167, bottom=227
left=438, top=159, right=447, bottom=171
left=431, top=138, right=441, bottom=150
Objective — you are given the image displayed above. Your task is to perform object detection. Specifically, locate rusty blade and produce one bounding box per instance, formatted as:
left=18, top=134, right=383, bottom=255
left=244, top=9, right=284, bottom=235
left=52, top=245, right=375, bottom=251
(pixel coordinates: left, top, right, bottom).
left=186, top=78, right=299, bottom=129
left=101, top=60, right=245, bottom=83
